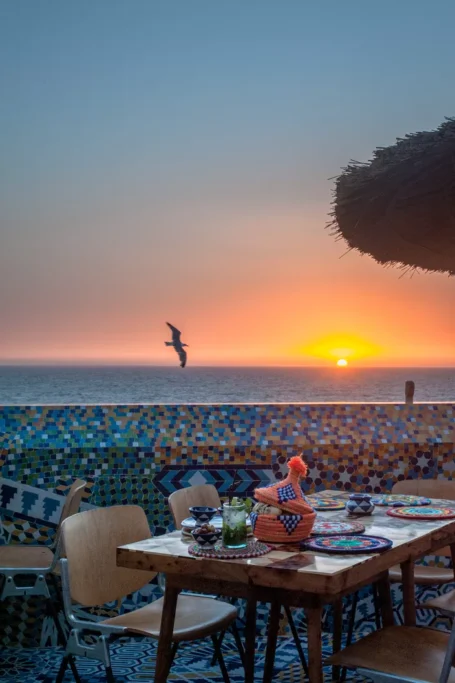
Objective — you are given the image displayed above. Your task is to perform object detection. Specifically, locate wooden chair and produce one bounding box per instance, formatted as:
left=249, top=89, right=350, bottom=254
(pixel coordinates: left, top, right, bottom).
left=0, top=478, right=86, bottom=680
left=168, top=484, right=221, bottom=529
left=56, top=505, right=238, bottom=683
left=389, top=480, right=455, bottom=589
left=337, top=478, right=455, bottom=681
left=327, top=623, right=455, bottom=683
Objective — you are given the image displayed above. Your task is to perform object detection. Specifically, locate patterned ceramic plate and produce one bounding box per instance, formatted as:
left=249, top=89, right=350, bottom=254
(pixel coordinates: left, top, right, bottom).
left=188, top=539, right=270, bottom=559
left=305, top=498, right=346, bottom=511
left=372, top=494, right=431, bottom=507
left=310, top=520, right=365, bottom=536
left=304, top=534, right=393, bottom=554
left=182, top=515, right=251, bottom=530
left=386, top=506, right=455, bottom=520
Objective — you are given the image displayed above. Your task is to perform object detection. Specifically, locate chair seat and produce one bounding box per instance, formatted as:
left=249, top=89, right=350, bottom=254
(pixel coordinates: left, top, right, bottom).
left=389, top=563, right=454, bottom=585
left=327, top=625, right=455, bottom=683
left=421, top=588, right=455, bottom=614
left=0, top=545, right=54, bottom=571
left=102, top=595, right=237, bottom=642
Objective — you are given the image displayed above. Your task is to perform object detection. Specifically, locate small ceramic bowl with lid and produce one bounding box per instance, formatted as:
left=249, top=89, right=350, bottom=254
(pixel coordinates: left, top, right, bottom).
left=346, top=493, right=375, bottom=516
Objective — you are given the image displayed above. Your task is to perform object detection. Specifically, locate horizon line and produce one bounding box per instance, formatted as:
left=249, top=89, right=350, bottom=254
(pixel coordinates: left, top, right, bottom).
left=0, top=362, right=454, bottom=370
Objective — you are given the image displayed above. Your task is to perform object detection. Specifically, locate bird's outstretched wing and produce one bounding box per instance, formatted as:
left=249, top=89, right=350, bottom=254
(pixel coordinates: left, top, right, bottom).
left=166, top=322, right=181, bottom=343
left=178, top=348, right=187, bottom=368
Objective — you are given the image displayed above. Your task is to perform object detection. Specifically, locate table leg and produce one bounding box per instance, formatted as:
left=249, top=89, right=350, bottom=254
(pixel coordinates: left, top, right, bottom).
left=376, top=573, right=394, bottom=628
left=154, top=584, right=180, bottom=683
left=305, top=605, right=324, bottom=683
left=263, top=601, right=281, bottom=683
left=332, top=598, right=343, bottom=682
left=400, top=559, right=416, bottom=626
left=244, top=594, right=257, bottom=683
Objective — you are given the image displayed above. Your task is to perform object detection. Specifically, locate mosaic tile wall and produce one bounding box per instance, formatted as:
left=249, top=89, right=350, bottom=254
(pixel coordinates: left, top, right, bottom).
left=0, top=402, right=454, bottom=646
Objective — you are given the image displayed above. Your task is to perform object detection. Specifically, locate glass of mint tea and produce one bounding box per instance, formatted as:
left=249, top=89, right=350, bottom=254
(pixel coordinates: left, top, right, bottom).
left=222, top=498, right=247, bottom=549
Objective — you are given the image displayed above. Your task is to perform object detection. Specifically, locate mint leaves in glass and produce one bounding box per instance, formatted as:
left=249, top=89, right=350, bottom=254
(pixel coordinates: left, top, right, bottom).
left=222, top=498, right=247, bottom=549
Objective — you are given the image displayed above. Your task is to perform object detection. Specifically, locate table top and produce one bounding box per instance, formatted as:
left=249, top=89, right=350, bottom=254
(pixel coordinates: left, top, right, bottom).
left=117, top=491, right=455, bottom=596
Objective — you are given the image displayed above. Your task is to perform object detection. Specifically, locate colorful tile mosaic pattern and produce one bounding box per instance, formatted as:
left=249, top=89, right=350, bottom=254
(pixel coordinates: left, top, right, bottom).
left=0, top=401, right=454, bottom=646
left=1, top=403, right=454, bottom=450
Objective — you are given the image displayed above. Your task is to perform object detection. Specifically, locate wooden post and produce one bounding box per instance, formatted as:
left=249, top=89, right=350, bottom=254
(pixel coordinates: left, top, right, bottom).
left=400, top=559, right=416, bottom=626
left=154, top=584, right=180, bottom=683
left=263, top=601, right=281, bottom=683
left=405, top=381, right=415, bottom=404
left=376, top=573, right=394, bottom=627
left=305, top=604, right=324, bottom=683
left=244, top=594, right=257, bottom=683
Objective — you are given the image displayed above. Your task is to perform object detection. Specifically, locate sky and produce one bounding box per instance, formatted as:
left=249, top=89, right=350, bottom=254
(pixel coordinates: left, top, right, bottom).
left=1, top=0, right=454, bottom=367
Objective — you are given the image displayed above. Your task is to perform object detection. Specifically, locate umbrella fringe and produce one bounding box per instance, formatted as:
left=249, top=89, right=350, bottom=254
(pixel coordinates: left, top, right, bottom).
left=329, top=117, right=455, bottom=275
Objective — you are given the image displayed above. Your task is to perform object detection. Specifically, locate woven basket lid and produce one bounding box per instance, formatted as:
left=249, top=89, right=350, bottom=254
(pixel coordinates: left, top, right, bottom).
left=254, top=455, right=314, bottom=516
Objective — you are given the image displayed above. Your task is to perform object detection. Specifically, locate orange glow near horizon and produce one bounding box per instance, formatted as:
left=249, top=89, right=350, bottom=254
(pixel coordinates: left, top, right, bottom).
left=300, top=333, right=383, bottom=365
left=0, top=208, right=454, bottom=368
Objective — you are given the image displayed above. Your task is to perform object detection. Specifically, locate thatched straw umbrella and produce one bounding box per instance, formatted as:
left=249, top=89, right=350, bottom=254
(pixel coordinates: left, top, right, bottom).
left=329, top=117, right=455, bottom=275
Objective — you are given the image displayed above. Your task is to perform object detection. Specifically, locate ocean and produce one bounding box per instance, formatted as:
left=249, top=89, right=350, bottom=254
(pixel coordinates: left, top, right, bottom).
left=0, top=366, right=453, bottom=404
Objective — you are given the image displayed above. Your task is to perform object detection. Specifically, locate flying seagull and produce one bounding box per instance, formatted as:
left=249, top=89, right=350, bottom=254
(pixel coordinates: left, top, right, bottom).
left=165, top=322, right=188, bottom=368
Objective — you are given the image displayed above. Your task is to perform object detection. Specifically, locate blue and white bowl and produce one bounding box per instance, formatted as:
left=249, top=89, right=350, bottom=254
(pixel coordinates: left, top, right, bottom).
left=191, top=528, right=222, bottom=547
left=188, top=506, right=217, bottom=524
left=346, top=493, right=375, bottom=516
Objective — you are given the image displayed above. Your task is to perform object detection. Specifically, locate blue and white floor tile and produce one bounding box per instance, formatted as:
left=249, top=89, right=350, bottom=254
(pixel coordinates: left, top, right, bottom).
left=0, top=633, right=372, bottom=683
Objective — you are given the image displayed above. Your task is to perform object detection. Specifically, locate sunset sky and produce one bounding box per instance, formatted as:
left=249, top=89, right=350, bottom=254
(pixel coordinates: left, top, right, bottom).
left=1, top=1, right=454, bottom=367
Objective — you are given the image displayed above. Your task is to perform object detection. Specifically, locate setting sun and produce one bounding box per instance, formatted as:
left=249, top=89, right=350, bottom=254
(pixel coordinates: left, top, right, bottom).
left=299, top=333, right=383, bottom=366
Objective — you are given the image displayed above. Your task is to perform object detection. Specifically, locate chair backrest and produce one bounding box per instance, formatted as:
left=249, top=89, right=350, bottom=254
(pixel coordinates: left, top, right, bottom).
left=168, top=484, right=221, bottom=529
left=60, top=505, right=155, bottom=607
left=392, top=479, right=455, bottom=501
left=392, top=478, right=455, bottom=558
left=57, top=478, right=87, bottom=532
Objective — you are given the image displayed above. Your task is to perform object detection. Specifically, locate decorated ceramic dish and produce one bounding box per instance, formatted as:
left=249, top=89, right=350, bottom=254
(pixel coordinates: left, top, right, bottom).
left=191, top=528, right=222, bottom=547
left=305, top=497, right=346, bottom=511
left=304, top=534, right=393, bottom=554
left=188, top=506, right=217, bottom=523
left=372, top=494, right=431, bottom=507
left=386, top=506, right=455, bottom=520
left=310, top=520, right=365, bottom=536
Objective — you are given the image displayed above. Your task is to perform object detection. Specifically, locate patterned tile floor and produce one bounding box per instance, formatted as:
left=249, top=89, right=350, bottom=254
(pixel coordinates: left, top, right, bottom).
left=0, top=633, right=370, bottom=683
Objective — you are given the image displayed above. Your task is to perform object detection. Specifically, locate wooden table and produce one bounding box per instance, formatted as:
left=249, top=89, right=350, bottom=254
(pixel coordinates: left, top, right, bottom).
left=117, top=492, right=455, bottom=683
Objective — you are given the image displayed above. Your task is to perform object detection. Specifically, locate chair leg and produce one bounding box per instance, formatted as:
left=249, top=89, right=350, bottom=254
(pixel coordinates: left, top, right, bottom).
left=332, top=598, right=344, bottom=683
left=231, top=622, right=245, bottom=667
left=211, top=632, right=224, bottom=667
left=68, top=655, right=82, bottom=683
left=346, top=591, right=358, bottom=646
left=284, top=605, right=308, bottom=676
left=56, top=655, right=69, bottom=683
left=46, top=598, right=67, bottom=647
left=211, top=633, right=230, bottom=683
left=340, top=591, right=358, bottom=683
left=395, top=597, right=404, bottom=625
left=372, top=583, right=381, bottom=630
left=166, top=641, right=179, bottom=675
left=105, top=665, right=116, bottom=683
